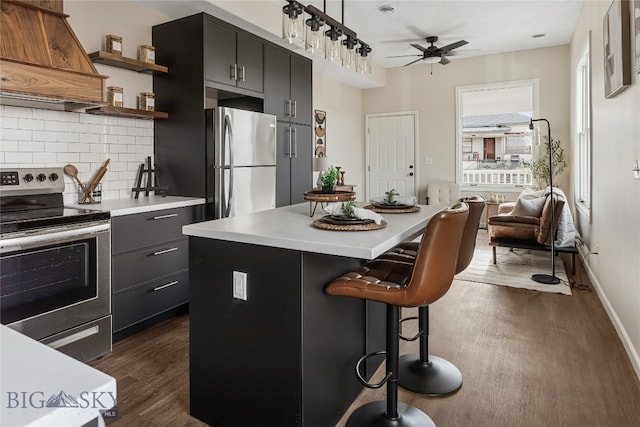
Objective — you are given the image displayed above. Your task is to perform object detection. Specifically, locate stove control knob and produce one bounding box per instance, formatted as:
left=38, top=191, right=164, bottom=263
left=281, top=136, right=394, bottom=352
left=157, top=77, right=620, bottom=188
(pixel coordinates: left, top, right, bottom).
left=36, top=173, right=47, bottom=182
left=49, top=173, right=59, bottom=182
left=23, top=173, right=34, bottom=183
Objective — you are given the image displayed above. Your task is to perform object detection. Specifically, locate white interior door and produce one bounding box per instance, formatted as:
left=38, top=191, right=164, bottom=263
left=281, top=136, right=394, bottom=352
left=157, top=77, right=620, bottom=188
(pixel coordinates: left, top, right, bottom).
left=366, top=113, right=417, bottom=200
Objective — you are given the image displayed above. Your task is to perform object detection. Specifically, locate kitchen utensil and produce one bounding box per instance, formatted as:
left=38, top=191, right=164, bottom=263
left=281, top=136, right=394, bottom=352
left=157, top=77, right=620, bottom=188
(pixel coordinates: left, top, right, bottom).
left=81, top=159, right=110, bottom=203
left=64, top=164, right=94, bottom=203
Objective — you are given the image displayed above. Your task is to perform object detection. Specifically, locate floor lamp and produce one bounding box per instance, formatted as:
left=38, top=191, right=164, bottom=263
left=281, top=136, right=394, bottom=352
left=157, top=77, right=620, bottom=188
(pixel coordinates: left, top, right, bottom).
left=529, top=118, right=560, bottom=284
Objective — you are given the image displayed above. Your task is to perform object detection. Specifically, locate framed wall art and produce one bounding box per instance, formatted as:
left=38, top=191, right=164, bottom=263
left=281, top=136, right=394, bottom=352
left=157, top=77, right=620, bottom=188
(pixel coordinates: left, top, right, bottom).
left=314, top=110, right=326, bottom=157
left=634, top=0, right=640, bottom=73
left=603, top=0, right=631, bottom=98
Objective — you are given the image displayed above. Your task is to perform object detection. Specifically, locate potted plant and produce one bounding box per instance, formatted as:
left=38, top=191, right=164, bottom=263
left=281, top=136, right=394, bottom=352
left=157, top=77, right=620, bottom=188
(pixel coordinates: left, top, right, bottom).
left=319, top=166, right=339, bottom=193
left=384, top=189, right=399, bottom=204
left=529, top=136, right=566, bottom=189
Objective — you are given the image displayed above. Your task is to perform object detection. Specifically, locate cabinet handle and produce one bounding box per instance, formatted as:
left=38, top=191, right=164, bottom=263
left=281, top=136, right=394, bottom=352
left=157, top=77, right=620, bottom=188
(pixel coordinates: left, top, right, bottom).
left=152, top=213, right=178, bottom=220
left=292, top=100, right=297, bottom=118
left=285, top=100, right=291, bottom=117
left=239, top=66, right=245, bottom=82
left=152, top=247, right=178, bottom=256
left=292, top=127, right=297, bottom=158
left=230, top=64, right=238, bottom=81
left=153, top=280, right=179, bottom=292
left=284, top=127, right=292, bottom=157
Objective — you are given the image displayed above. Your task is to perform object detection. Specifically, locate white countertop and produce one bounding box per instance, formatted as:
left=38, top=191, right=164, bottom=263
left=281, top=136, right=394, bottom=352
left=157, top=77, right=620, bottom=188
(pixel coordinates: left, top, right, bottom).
left=68, top=195, right=205, bottom=217
left=0, top=325, right=116, bottom=427
left=183, top=203, right=441, bottom=260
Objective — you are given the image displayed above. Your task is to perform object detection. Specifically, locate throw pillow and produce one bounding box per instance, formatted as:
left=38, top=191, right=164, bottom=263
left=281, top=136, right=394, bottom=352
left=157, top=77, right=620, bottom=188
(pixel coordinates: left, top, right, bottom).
left=511, top=196, right=546, bottom=217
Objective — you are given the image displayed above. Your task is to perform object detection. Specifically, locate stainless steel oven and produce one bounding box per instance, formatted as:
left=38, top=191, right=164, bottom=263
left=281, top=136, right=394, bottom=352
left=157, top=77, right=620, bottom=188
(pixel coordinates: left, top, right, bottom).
left=0, top=167, right=112, bottom=362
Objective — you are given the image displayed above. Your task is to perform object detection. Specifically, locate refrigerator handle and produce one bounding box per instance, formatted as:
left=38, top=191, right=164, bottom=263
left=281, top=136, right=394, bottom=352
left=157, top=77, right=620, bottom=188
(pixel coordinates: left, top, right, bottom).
left=292, top=127, right=297, bottom=158
left=224, top=114, right=234, bottom=218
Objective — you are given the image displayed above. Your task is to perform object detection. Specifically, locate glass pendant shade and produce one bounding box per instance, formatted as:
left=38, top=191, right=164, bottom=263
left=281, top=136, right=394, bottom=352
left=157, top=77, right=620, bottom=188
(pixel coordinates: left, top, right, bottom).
left=325, top=27, right=342, bottom=63
left=342, top=36, right=357, bottom=70
left=282, top=1, right=304, bottom=45
left=357, top=43, right=372, bottom=74
left=305, top=15, right=325, bottom=54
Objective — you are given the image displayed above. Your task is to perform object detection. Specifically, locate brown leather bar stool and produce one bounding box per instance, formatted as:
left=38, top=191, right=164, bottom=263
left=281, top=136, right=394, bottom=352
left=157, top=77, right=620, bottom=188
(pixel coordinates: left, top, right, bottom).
left=380, top=196, right=485, bottom=396
left=325, top=204, right=468, bottom=427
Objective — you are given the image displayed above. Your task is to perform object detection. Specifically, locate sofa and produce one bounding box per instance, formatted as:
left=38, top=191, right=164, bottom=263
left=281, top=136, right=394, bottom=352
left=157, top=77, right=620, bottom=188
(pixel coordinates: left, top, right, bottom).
left=488, top=189, right=578, bottom=269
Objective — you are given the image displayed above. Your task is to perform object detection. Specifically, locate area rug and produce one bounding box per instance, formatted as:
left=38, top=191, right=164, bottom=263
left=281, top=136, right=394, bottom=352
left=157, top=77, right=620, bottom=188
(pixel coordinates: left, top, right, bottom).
left=455, top=232, right=572, bottom=296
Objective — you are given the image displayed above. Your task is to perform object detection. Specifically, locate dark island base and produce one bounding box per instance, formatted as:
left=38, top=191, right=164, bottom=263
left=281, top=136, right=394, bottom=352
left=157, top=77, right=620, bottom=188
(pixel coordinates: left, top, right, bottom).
left=189, top=237, right=385, bottom=427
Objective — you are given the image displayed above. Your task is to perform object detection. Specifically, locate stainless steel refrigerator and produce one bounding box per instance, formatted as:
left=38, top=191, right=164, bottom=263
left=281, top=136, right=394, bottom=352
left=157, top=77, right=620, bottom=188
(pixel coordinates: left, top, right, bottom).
left=206, top=107, right=277, bottom=219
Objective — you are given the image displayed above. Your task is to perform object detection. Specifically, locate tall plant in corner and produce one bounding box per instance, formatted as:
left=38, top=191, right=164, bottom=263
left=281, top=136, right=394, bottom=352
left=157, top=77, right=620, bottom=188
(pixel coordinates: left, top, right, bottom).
left=529, top=136, right=566, bottom=188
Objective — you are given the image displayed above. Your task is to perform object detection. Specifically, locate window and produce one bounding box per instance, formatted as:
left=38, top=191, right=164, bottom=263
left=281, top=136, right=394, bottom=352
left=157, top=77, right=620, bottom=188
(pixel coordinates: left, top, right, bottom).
left=455, top=80, right=538, bottom=189
left=575, top=35, right=591, bottom=218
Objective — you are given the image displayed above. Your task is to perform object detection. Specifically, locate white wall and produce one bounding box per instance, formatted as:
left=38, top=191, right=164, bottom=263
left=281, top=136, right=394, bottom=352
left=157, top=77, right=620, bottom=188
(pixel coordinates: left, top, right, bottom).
left=0, top=1, right=170, bottom=203
left=570, top=0, right=640, bottom=378
left=361, top=46, right=572, bottom=204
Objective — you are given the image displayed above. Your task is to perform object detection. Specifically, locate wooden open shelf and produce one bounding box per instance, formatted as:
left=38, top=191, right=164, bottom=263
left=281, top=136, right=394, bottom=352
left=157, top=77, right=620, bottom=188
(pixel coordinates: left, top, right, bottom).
left=89, top=51, right=168, bottom=74
left=86, top=106, right=168, bottom=120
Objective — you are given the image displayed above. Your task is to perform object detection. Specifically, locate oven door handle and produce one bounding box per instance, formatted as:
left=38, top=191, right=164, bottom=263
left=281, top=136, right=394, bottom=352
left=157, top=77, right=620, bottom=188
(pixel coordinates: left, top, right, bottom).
left=0, top=223, right=110, bottom=250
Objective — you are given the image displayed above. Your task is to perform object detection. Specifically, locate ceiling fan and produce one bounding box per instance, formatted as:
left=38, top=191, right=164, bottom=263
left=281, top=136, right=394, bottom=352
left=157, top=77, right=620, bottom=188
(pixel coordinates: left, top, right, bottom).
left=388, top=36, right=469, bottom=66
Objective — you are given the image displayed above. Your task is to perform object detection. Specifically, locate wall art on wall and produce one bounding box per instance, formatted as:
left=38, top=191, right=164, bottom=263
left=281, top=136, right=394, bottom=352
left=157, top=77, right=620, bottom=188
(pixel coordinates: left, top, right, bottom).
left=314, top=110, right=326, bottom=157
left=603, top=0, right=631, bottom=98
left=634, top=0, right=640, bottom=73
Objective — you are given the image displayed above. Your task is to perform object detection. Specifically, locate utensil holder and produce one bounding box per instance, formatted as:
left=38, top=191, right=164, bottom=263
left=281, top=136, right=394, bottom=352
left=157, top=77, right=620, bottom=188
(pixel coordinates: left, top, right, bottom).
left=78, top=183, right=102, bottom=204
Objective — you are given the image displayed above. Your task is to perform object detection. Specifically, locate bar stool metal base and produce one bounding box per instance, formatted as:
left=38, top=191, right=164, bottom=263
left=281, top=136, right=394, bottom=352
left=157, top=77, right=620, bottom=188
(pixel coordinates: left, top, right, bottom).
left=398, top=354, right=463, bottom=396
left=346, top=401, right=435, bottom=427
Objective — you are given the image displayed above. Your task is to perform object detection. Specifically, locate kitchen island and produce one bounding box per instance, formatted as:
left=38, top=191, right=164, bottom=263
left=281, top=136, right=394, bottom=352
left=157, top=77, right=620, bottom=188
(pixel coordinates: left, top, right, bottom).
left=183, top=203, right=441, bottom=427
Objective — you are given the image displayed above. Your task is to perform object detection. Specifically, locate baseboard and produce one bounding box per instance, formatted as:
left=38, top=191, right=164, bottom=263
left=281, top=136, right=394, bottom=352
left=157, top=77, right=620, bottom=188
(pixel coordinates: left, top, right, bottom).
left=577, top=246, right=640, bottom=382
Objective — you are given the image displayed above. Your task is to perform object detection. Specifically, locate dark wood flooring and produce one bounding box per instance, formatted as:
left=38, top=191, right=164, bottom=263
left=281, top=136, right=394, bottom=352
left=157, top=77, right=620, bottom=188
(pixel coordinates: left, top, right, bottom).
left=91, top=248, right=640, bottom=427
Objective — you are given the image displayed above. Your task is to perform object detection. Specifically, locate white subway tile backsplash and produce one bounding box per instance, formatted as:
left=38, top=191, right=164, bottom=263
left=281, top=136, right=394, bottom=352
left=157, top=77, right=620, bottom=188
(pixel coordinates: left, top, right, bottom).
left=1, top=141, right=18, bottom=151
left=5, top=129, right=32, bottom=141
left=5, top=152, right=34, bottom=163
left=1, top=107, right=154, bottom=201
left=2, top=117, right=18, bottom=129
left=18, top=118, right=44, bottom=131
left=2, top=106, right=32, bottom=119
left=18, top=141, right=45, bottom=152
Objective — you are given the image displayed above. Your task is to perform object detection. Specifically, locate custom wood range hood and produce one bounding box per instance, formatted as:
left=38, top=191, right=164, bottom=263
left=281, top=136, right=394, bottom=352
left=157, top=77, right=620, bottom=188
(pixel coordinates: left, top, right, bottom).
left=0, top=0, right=107, bottom=111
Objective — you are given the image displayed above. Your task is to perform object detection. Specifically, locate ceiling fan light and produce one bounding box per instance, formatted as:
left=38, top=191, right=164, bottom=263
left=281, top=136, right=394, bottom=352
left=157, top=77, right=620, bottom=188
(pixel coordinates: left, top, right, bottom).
left=424, top=56, right=440, bottom=64
left=282, top=0, right=305, bottom=45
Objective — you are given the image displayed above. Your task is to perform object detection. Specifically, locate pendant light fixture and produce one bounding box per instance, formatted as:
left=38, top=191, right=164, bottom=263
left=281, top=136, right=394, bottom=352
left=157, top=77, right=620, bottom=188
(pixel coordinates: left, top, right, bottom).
left=282, top=0, right=305, bottom=46
left=305, top=13, right=325, bottom=54
left=342, top=35, right=357, bottom=70
left=357, top=42, right=372, bottom=74
left=282, top=1, right=372, bottom=75
left=325, top=25, right=343, bottom=63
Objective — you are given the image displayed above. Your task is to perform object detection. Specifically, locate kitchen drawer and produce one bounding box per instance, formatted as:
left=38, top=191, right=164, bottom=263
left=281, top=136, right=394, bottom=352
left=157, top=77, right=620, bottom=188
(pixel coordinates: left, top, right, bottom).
left=113, top=271, right=189, bottom=332
left=112, top=206, right=201, bottom=254
left=112, top=238, right=188, bottom=293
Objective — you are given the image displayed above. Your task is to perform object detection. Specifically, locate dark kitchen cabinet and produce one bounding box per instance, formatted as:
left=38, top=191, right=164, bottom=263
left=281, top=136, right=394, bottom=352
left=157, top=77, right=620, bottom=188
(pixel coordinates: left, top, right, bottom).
left=264, top=45, right=312, bottom=125
left=276, top=122, right=312, bottom=207
left=265, top=44, right=313, bottom=206
left=204, top=18, right=263, bottom=94
left=111, top=205, right=203, bottom=341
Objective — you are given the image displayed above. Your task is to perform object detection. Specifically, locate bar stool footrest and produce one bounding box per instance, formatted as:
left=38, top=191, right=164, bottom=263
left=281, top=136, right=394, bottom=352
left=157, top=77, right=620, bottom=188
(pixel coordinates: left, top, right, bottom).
left=398, top=315, right=422, bottom=341
left=356, top=350, right=391, bottom=389
left=346, top=401, right=435, bottom=427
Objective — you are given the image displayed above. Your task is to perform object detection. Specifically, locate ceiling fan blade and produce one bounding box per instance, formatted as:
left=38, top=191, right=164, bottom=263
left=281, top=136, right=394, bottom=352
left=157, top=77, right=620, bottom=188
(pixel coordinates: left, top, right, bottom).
left=439, top=40, right=469, bottom=53
left=404, top=57, right=425, bottom=67
left=410, top=43, right=428, bottom=53
left=439, top=56, right=451, bottom=65
left=386, top=54, right=422, bottom=58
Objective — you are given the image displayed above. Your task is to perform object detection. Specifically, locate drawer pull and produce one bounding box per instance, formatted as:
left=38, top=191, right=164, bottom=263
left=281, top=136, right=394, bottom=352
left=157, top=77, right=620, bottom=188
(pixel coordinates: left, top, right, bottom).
left=153, top=280, right=179, bottom=292
left=152, top=213, right=178, bottom=220
left=152, top=247, right=178, bottom=256
left=47, top=326, right=100, bottom=350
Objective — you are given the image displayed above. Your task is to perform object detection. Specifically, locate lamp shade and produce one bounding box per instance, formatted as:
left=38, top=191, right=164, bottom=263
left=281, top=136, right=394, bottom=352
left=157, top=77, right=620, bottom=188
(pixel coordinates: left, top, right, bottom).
left=313, top=156, right=330, bottom=172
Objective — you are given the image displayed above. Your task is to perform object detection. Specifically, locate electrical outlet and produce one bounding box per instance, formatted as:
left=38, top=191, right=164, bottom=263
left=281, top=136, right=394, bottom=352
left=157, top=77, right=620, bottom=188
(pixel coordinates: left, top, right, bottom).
left=233, top=271, right=248, bottom=300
